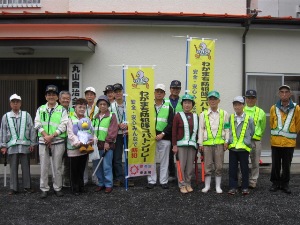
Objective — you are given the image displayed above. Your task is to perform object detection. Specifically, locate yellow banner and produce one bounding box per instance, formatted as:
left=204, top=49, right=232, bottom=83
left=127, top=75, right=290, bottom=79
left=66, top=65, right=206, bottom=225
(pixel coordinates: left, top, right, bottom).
left=125, top=67, right=156, bottom=177
left=188, top=39, right=215, bottom=114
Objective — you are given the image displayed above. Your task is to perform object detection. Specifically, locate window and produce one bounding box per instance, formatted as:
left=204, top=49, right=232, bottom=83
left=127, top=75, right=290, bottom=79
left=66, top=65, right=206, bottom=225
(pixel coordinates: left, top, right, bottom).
left=0, top=0, right=41, bottom=8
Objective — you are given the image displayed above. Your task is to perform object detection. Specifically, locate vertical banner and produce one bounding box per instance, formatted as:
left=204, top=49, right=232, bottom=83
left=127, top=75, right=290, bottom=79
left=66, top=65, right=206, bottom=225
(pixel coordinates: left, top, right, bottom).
left=187, top=38, right=215, bottom=114
left=69, top=63, right=82, bottom=107
left=125, top=67, right=156, bottom=177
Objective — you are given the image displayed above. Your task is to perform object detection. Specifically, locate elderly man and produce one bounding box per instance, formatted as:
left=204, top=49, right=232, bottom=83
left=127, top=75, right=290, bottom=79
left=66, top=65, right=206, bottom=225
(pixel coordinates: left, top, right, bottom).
left=0, top=94, right=36, bottom=195
left=34, top=85, right=68, bottom=199
left=147, top=84, right=174, bottom=189
left=269, top=85, right=300, bottom=194
left=244, top=89, right=266, bottom=189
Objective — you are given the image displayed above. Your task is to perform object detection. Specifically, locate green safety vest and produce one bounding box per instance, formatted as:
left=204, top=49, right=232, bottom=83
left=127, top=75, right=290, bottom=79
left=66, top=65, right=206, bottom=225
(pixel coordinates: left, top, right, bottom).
left=228, top=114, right=251, bottom=152
left=164, top=98, right=183, bottom=113
left=68, top=107, right=75, bottom=117
left=244, top=106, right=263, bottom=140
left=177, top=112, right=198, bottom=149
left=202, top=109, right=225, bottom=145
left=93, top=113, right=112, bottom=141
left=38, top=104, right=66, bottom=138
left=271, top=103, right=297, bottom=139
left=155, top=102, right=170, bottom=132
left=6, top=111, right=31, bottom=148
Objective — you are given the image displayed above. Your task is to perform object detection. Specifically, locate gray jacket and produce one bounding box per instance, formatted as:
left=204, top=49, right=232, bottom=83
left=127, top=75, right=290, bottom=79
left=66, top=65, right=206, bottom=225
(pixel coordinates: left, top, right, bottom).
left=228, top=113, right=255, bottom=151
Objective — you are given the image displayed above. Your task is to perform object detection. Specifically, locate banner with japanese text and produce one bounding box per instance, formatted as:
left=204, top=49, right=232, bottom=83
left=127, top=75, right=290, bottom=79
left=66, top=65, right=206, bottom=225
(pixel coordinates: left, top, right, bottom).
left=188, top=39, right=215, bottom=114
left=69, top=63, right=82, bottom=107
left=125, top=67, right=156, bottom=177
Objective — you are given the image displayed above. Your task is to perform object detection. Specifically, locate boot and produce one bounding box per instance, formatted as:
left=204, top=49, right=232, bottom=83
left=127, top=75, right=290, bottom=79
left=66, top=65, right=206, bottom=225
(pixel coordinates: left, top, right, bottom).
left=201, top=176, right=211, bottom=193
left=215, top=176, right=223, bottom=194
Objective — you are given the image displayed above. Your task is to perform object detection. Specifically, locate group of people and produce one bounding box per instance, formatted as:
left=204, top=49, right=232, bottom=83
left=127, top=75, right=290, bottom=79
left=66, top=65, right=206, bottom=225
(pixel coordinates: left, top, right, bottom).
left=0, top=81, right=299, bottom=197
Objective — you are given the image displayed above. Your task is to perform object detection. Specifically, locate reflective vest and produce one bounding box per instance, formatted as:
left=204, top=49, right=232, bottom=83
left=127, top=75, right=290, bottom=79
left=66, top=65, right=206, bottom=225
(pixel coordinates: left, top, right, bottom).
left=177, top=112, right=198, bottom=149
left=111, top=102, right=125, bottom=124
left=38, top=104, right=66, bottom=138
left=164, top=98, right=183, bottom=113
left=6, top=111, right=31, bottom=148
left=155, top=102, right=170, bottom=132
left=68, top=107, right=75, bottom=117
left=67, top=115, right=79, bottom=150
left=229, top=114, right=251, bottom=152
left=271, top=103, right=297, bottom=139
left=244, top=106, right=264, bottom=140
left=93, top=113, right=112, bottom=141
left=202, top=109, right=225, bottom=145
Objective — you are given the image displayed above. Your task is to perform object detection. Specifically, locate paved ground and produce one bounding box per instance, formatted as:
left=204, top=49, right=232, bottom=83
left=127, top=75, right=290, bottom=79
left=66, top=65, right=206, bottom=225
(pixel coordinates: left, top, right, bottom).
left=0, top=164, right=300, bottom=225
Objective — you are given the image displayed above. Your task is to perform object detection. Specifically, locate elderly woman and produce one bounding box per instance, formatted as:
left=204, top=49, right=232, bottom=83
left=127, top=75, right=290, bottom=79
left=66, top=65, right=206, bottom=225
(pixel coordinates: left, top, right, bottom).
left=67, top=98, right=94, bottom=196
left=172, top=94, right=199, bottom=194
left=93, top=95, right=118, bottom=194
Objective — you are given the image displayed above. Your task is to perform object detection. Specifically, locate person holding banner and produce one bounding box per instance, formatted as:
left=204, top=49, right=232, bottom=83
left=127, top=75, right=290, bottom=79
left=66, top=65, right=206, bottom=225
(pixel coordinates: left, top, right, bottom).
left=0, top=94, right=36, bottom=195
left=198, top=91, right=229, bottom=194
left=84, top=86, right=99, bottom=186
left=147, top=84, right=174, bottom=189
left=34, top=85, right=68, bottom=199
left=172, top=94, right=198, bottom=194
left=93, top=95, right=118, bottom=193
left=165, top=80, right=183, bottom=182
left=67, top=98, right=93, bottom=196
left=111, top=83, right=134, bottom=187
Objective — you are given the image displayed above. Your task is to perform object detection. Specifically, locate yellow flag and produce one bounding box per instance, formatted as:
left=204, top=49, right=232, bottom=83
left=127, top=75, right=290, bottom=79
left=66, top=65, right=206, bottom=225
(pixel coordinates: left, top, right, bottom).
left=188, top=39, right=215, bottom=114
left=125, top=67, right=156, bottom=177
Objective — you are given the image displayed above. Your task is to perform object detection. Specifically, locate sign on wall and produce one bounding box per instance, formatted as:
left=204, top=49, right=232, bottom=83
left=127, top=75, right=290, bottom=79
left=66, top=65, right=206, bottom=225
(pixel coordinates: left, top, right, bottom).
left=69, top=63, right=82, bottom=107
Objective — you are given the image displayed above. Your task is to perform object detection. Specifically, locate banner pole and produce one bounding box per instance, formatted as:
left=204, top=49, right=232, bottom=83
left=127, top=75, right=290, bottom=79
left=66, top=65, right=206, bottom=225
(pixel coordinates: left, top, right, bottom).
left=185, top=36, right=190, bottom=94
left=122, top=65, right=129, bottom=191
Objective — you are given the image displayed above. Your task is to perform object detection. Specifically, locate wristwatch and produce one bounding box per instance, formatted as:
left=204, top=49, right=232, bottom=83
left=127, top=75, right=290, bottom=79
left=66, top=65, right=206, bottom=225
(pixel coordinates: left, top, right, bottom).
left=161, top=132, right=165, bottom=136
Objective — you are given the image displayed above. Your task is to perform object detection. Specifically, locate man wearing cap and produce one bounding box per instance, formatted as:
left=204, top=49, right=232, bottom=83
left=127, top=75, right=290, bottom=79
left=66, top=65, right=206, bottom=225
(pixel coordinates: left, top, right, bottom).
left=103, top=85, right=115, bottom=104
left=59, top=90, right=74, bottom=188
left=0, top=94, right=36, bottom=195
left=34, top=85, right=68, bottom=198
left=83, top=86, right=99, bottom=185
left=147, top=84, right=174, bottom=189
left=269, top=85, right=300, bottom=194
left=110, top=83, right=133, bottom=187
left=228, top=96, right=254, bottom=195
left=165, top=80, right=183, bottom=182
left=198, top=90, right=229, bottom=194
left=244, top=89, right=266, bottom=189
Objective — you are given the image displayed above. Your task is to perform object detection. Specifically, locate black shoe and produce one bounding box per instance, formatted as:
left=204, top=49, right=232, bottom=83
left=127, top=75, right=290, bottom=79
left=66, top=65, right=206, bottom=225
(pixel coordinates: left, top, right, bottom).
left=8, top=190, right=18, bottom=195
left=242, top=189, right=250, bottom=195
left=269, top=184, right=279, bottom=192
left=54, top=190, right=64, bottom=197
left=161, top=183, right=169, bottom=189
left=228, top=189, right=237, bottom=195
left=146, top=183, right=155, bottom=189
left=282, top=186, right=292, bottom=194
left=128, top=180, right=135, bottom=187
left=40, top=191, right=48, bottom=199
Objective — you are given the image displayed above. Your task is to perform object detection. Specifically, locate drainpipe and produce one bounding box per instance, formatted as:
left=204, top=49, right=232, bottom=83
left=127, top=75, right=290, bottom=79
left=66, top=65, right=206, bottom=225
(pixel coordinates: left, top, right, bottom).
left=242, top=7, right=258, bottom=95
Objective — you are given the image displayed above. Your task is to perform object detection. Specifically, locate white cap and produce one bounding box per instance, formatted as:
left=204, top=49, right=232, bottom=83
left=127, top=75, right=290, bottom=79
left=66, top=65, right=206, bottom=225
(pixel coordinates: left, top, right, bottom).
left=10, top=94, right=21, bottom=101
left=155, top=84, right=166, bottom=92
left=84, top=87, right=96, bottom=94
left=232, top=96, right=244, bottom=104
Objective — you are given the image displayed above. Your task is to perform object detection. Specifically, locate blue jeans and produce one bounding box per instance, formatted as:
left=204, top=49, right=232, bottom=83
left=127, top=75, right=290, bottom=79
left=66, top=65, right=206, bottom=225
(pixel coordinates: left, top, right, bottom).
left=93, top=150, right=113, bottom=188
left=229, top=150, right=249, bottom=189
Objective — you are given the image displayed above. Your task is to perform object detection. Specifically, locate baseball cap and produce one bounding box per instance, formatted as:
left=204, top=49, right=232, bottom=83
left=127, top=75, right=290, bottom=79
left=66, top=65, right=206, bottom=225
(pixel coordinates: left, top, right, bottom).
left=279, top=85, right=291, bottom=91
left=96, top=95, right=110, bottom=107
left=10, top=94, right=21, bottom=101
left=113, top=83, right=123, bottom=91
left=232, top=96, right=245, bottom=104
left=155, top=84, right=166, bottom=92
left=181, top=94, right=195, bottom=102
left=103, top=85, right=114, bottom=94
left=207, top=91, right=220, bottom=99
left=245, top=90, right=257, bottom=97
left=45, top=85, right=58, bottom=94
left=170, top=80, right=181, bottom=88
left=84, top=87, right=96, bottom=94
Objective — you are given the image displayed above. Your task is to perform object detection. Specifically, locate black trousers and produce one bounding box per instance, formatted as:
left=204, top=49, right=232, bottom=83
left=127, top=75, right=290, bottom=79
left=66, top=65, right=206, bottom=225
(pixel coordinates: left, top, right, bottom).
left=168, top=145, right=176, bottom=177
left=270, top=146, right=294, bottom=187
left=70, top=154, right=88, bottom=192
